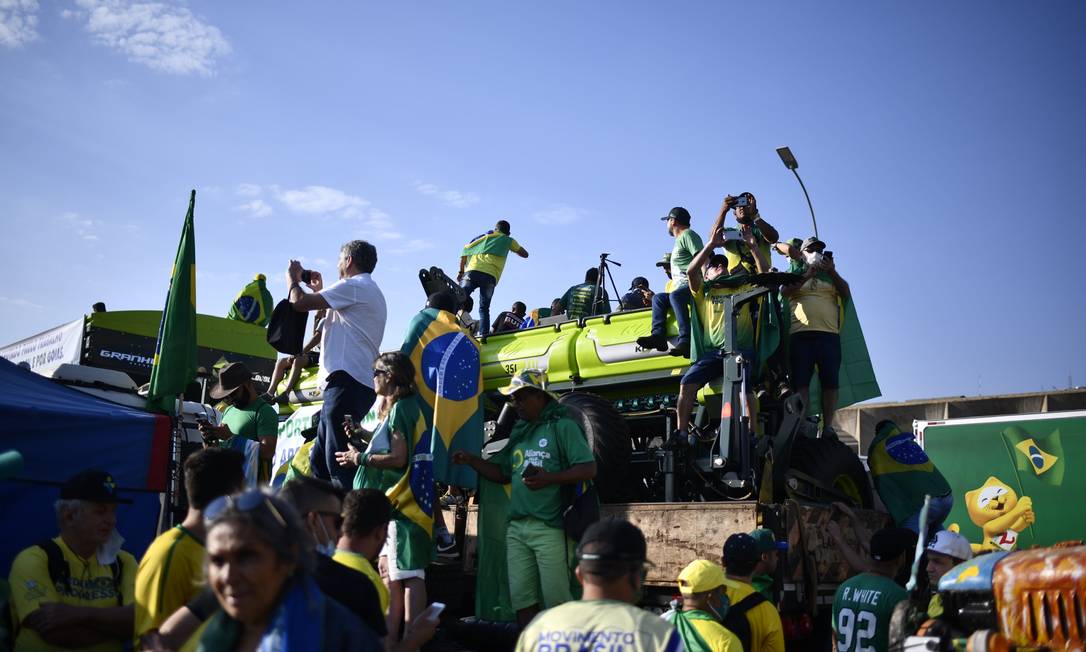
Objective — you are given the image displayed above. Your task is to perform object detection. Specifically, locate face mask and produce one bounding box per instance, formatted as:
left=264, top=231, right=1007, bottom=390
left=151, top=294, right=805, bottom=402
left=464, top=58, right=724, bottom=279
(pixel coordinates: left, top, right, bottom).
left=314, top=515, right=336, bottom=557
left=97, top=528, right=125, bottom=565
left=804, top=251, right=823, bottom=267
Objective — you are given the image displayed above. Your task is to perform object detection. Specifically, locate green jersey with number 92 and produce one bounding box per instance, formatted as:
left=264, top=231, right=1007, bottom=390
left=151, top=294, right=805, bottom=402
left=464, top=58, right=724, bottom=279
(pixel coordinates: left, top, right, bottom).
left=832, top=573, right=908, bottom=652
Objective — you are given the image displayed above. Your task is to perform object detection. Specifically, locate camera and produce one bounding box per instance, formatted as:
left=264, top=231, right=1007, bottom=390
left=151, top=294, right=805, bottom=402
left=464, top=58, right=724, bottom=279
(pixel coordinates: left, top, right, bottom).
left=735, top=196, right=749, bottom=208
left=300, top=270, right=312, bottom=284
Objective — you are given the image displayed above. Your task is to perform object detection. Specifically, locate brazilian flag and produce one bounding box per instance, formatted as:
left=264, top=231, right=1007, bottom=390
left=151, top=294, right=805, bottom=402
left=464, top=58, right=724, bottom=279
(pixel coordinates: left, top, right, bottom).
left=400, top=308, right=484, bottom=489
left=475, top=477, right=515, bottom=621
left=227, top=273, right=274, bottom=327
left=385, top=398, right=435, bottom=570
left=1002, top=425, right=1065, bottom=486
left=147, top=191, right=198, bottom=415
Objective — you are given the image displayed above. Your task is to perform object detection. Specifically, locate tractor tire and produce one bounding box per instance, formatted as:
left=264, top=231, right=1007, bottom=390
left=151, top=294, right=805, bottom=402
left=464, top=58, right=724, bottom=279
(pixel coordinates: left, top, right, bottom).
left=558, top=392, right=632, bottom=503
left=788, top=435, right=874, bottom=508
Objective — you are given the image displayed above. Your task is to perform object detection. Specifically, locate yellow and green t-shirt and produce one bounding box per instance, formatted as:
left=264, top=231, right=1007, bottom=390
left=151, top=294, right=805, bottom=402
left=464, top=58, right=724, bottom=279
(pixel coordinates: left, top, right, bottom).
left=8, top=537, right=136, bottom=652
left=333, top=549, right=389, bottom=615
left=134, top=526, right=205, bottom=646
left=788, top=272, right=842, bottom=335
left=721, top=226, right=772, bottom=274
left=516, top=599, right=681, bottom=652
left=462, top=231, right=522, bottom=283
left=663, top=609, right=743, bottom=652
left=692, top=280, right=756, bottom=354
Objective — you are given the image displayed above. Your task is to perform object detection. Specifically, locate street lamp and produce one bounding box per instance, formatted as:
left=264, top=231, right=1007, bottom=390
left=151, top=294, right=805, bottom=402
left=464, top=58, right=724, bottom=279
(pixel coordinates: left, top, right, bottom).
left=776, top=146, right=818, bottom=238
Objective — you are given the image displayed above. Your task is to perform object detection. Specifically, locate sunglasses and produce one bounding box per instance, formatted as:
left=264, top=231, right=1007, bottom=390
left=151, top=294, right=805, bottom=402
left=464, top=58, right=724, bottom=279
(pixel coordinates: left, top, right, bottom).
left=373, top=368, right=390, bottom=378
left=204, top=490, right=288, bottom=529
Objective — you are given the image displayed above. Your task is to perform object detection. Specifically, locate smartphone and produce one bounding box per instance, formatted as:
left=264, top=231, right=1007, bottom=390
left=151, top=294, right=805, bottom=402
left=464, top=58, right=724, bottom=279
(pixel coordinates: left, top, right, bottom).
left=824, top=251, right=834, bottom=259
left=522, top=464, right=541, bottom=479
left=343, top=414, right=361, bottom=430
left=421, top=602, right=446, bottom=622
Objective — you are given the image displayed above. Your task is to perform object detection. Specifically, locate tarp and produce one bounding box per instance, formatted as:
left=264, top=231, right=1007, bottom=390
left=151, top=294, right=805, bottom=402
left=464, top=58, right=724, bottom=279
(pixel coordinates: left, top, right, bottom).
left=0, top=357, right=171, bottom=574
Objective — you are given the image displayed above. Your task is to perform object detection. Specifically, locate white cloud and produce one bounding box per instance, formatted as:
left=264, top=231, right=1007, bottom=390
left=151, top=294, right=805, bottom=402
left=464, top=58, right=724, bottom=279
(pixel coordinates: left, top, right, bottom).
left=59, top=211, right=102, bottom=241
left=0, top=295, right=44, bottom=309
left=0, top=0, right=38, bottom=48
left=67, top=0, right=230, bottom=76
left=388, top=239, right=435, bottom=255
left=236, top=199, right=272, bottom=218
left=236, top=183, right=261, bottom=197
left=275, top=185, right=369, bottom=217
left=414, top=180, right=480, bottom=208
left=533, top=205, right=591, bottom=226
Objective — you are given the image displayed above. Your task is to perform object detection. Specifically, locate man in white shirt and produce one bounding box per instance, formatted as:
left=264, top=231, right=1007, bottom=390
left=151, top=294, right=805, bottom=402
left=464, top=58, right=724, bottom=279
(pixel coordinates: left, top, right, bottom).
left=287, top=240, right=387, bottom=487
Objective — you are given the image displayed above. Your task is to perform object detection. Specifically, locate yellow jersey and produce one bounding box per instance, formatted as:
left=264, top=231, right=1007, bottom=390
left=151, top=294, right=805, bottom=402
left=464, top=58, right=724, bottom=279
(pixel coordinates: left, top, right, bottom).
left=134, top=526, right=205, bottom=646
left=333, top=549, right=389, bottom=614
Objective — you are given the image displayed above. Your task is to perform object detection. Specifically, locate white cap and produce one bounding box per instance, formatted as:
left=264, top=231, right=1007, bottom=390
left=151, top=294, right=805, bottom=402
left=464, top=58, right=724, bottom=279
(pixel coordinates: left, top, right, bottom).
left=928, top=530, right=972, bottom=562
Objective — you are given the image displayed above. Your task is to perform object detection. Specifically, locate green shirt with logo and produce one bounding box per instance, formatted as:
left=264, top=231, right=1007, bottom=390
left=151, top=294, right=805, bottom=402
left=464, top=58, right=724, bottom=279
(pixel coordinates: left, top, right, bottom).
left=832, top=573, right=908, bottom=652
left=491, top=400, right=595, bottom=528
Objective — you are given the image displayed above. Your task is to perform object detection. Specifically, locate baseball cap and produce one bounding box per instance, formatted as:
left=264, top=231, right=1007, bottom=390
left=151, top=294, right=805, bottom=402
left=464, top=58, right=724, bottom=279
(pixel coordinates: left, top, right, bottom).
left=801, top=236, right=825, bottom=252
left=660, top=207, right=691, bottom=225
left=656, top=253, right=672, bottom=268
left=60, top=469, right=133, bottom=504
left=498, top=368, right=553, bottom=397
left=707, top=254, right=728, bottom=269
left=629, top=276, right=649, bottom=290
left=749, top=528, right=777, bottom=554
left=870, top=527, right=914, bottom=562
left=722, top=533, right=759, bottom=567
left=678, top=559, right=727, bottom=594
left=928, top=530, right=973, bottom=562
left=210, top=361, right=254, bottom=400
left=576, top=519, right=647, bottom=563
left=0, top=450, right=23, bottom=481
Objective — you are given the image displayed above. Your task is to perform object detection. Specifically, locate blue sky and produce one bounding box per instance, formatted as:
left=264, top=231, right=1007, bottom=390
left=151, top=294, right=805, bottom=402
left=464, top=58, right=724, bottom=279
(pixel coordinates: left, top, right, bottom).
left=1, top=1, right=1084, bottom=402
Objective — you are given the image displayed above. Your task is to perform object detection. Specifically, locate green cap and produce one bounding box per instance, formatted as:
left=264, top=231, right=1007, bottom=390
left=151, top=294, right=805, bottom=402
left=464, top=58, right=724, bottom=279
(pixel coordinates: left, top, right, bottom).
left=0, top=450, right=24, bottom=481
left=749, top=528, right=776, bottom=554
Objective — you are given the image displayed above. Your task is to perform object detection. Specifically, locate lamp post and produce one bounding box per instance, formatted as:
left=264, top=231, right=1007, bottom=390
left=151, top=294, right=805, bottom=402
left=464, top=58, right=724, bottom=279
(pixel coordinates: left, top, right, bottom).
left=776, top=146, right=818, bottom=238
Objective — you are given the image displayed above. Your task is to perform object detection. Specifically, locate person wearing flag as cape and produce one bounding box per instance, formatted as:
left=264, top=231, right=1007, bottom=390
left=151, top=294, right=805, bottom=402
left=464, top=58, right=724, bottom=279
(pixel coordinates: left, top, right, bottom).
left=663, top=560, right=743, bottom=652
left=457, top=219, right=529, bottom=336
left=781, top=235, right=851, bottom=434
left=334, top=352, right=433, bottom=642
left=452, top=369, right=597, bottom=627
left=674, top=216, right=770, bottom=445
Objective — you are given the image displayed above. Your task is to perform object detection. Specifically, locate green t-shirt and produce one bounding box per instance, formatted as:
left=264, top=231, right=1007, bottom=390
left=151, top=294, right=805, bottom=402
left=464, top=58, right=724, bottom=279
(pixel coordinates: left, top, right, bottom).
left=220, top=396, right=278, bottom=445
left=691, top=279, right=756, bottom=353
left=866, top=422, right=951, bottom=526
left=671, top=229, right=704, bottom=286
left=491, top=401, right=595, bottom=528
left=353, top=400, right=415, bottom=492
left=832, top=573, right=908, bottom=652
left=560, top=282, right=609, bottom=320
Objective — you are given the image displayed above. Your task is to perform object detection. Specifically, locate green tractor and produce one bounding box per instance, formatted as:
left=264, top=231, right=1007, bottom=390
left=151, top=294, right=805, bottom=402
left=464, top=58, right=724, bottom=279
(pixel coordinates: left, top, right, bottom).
left=418, top=266, right=874, bottom=509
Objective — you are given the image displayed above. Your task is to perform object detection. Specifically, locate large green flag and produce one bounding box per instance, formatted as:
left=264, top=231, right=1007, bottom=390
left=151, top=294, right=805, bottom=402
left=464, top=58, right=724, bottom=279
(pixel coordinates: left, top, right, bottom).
left=147, top=191, right=198, bottom=415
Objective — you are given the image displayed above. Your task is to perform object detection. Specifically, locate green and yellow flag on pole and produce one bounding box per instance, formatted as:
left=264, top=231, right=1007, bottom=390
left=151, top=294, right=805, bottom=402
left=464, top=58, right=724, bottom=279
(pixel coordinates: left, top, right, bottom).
left=400, top=307, right=484, bottom=488
left=147, top=190, right=198, bottom=415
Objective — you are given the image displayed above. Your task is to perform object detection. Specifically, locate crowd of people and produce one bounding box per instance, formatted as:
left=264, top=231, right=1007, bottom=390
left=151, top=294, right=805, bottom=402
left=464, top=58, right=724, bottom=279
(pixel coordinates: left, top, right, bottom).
left=2, top=206, right=960, bottom=652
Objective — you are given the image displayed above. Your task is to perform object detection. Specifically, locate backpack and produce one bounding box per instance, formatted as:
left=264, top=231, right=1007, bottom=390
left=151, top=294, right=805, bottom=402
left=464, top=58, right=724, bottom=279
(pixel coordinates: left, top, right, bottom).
left=721, top=591, right=769, bottom=652
left=37, top=539, right=125, bottom=606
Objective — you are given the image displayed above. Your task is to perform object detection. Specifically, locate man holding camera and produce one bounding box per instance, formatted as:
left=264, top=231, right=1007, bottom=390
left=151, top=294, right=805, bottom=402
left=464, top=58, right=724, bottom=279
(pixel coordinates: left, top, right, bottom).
left=712, top=192, right=779, bottom=274
left=637, top=207, right=704, bottom=358
left=287, top=240, right=387, bottom=488
left=782, top=236, right=850, bottom=433
left=621, top=276, right=654, bottom=310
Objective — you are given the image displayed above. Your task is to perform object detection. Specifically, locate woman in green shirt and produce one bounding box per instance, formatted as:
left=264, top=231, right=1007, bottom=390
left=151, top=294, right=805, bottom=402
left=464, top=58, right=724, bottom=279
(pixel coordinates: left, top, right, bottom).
left=335, top=352, right=430, bottom=642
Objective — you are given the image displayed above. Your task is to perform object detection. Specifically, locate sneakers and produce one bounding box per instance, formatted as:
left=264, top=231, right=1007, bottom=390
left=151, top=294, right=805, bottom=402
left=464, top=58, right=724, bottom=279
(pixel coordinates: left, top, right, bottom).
left=436, top=531, right=457, bottom=557
left=439, top=493, right=466, bottom=508
left=667, top=342, right=690, bottom=358
left=636, top=334, right=669, bottom=352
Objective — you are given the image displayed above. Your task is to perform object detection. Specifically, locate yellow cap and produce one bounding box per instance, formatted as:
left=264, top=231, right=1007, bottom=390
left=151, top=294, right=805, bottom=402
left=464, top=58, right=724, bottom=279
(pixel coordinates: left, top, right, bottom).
left=677, top=559, right=727, bottom=594
left=498, top=369, right=550, bottom=396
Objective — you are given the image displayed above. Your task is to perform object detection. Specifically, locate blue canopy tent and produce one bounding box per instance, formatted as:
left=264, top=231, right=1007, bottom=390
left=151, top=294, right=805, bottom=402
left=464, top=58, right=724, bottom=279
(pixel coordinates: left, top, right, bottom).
left=0, top=358, right=170, bottom=573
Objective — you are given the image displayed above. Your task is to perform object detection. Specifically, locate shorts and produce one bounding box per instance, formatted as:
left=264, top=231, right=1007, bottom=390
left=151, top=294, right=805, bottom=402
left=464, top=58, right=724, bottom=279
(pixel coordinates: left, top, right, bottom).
left=680, top=349, right=754, bottom=387
left=789, top=331, right=841, bottom=389
left=380, top=519, right=426, bottom=582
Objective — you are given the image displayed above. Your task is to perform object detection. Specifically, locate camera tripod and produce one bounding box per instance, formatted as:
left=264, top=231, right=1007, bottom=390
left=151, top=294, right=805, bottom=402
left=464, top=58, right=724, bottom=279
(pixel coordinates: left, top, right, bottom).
left=594, top=253, right=625, bottom=314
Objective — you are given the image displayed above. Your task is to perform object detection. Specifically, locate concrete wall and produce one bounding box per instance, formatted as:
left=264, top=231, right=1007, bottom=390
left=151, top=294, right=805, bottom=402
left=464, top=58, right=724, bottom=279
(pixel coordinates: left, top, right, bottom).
left=831, top=388, right=1086, bottom=454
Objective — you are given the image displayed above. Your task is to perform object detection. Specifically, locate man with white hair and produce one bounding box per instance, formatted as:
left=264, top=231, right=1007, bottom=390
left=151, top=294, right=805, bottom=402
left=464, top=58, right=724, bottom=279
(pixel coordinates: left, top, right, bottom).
left=925, top=530, right=973, bottom=618
left=8, top=469, right=136, bottom=652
